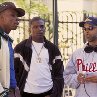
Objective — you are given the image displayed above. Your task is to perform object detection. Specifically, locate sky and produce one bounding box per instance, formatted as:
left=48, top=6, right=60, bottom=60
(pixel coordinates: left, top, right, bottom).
left=58, top=0, right=97, bottom=13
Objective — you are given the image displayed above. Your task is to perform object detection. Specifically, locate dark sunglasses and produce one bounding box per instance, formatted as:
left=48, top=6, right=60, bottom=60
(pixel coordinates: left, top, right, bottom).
left=82, top=26, right=97, bottom=31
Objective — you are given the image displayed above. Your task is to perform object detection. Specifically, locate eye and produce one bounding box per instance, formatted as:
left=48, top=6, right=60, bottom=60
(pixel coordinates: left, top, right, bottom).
left=32, top=25, right=45, bottom=29
left=40, top=25, right=44, bottom=29
left=11, top=14, right=17, bottom=17
left=89, top=26, right=93, bottom=30
left=82, top=26, right=94, bottom=31
left=32, top=26, right=38, bottom=29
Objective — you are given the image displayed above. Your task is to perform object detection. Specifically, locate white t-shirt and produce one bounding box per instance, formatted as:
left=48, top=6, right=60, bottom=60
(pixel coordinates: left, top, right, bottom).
left=0, top=37, right=10, bottom=92
left=24, top=41, right=53, bottom=94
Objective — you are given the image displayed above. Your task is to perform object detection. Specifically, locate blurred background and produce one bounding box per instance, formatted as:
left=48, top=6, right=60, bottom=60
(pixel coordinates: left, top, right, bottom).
left=1, top=0, right=97, bottom=97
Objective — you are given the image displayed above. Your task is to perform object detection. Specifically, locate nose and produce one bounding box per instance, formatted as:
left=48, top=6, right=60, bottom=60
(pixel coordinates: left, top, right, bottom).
left=14, top=17, right=19, bottom=25
left=85, top=29, right=89, bottom=32
left=84, top=30, right=89, bottom=35
left=37, top=26, right=43, bottom=31
left=39, top=27, right=42, bottom=31
left=85, top=29, right=90, bottom=32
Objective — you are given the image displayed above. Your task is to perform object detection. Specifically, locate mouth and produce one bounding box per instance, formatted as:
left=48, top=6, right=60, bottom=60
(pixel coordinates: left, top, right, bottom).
left=37, top=33, right=43, bottom=36
left=14, top=22, right=19, bottom=27
left=15, top=21, right=19, bottom=25
left=37, top=33, right=44, bottom=37
left=38, top=31, right=44, bottom=34
left=86, top=34, right=90, bottom=37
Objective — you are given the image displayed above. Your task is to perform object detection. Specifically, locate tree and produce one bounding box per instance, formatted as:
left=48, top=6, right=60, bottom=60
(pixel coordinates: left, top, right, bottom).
left=0, top=0, right=50, bottom=18
left=0, top=0, right=53, bottom=43
left=15, top=0, right=50, bottom=19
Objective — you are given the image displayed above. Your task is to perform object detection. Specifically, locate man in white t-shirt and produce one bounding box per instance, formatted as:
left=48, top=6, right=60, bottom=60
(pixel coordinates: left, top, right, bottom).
left=14, top=17, right=64, bottom=97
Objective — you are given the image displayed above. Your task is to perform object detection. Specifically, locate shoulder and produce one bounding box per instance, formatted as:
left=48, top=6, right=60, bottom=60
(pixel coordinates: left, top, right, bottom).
left=45, top=39, right=60, bottom=50
left=73, top=48, right=84, bottom=54
left=14, top=39, right=28, bottom=51
left=70, top=48, right=84, bottom=59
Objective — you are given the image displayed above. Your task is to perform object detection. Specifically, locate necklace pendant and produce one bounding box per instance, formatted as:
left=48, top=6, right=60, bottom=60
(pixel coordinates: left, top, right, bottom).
left=36, top=57, right=41, bottom=63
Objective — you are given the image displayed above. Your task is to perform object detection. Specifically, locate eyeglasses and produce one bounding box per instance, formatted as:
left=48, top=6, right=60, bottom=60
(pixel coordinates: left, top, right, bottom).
left=82, top=26, right=97, bottom=31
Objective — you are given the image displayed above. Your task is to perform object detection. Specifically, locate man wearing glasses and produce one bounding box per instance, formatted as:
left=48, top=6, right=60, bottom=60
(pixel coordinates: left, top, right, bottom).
left=64, top=17, right=97, bottom=97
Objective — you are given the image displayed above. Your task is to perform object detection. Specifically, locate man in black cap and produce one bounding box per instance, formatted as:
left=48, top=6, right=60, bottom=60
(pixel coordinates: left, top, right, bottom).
left=64, top=16, right=97, bottom=97
left=0, top=2, right=25, bottom=97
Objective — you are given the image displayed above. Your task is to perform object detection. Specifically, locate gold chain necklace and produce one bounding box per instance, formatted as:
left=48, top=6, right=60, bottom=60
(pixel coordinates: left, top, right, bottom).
left=32, top=42, right=44, bottom=63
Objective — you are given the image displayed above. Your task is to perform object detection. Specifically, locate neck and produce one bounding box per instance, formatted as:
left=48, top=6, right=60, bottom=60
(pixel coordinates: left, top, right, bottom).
left=32, top=37, right=44, bottom=43
left=0, top=25, right=10, bottom=34
left=88, top=41, right=97, bottom=46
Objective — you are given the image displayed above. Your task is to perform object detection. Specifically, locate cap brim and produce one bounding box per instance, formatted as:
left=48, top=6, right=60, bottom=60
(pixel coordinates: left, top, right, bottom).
left=14, top=8, right=25, bottom=17
left=79, top=21, right=96, bottom=27
left=79, top=21, right=85, bottom=27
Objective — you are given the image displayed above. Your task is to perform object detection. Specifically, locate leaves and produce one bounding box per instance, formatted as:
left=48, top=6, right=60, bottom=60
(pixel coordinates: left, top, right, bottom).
left=15, top=0, right=49, bottom=15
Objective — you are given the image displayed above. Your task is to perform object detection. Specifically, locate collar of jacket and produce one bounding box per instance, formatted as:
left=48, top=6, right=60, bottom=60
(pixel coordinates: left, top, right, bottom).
left=24, top=35, right=53, bottom=65
left=25, top=36, right=48, bottom=48
left=0, top=27, right=13, bottom=49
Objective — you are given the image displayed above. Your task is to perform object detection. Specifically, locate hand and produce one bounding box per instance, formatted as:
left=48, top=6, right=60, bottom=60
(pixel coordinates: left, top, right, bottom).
left=8, top=87, right=21, bottom=97
left=77, top=73, right=85, bottom=84
left=85, top=76, right=97, bottom=83
left=15, top=87, right=21, bottom=97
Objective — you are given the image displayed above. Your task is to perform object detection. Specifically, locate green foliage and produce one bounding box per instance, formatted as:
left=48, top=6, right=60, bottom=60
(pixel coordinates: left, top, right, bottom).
left=0, top=0, right=53, bottom=40
left=15, top=0, right=50, bottom=15
left=0, top=0, right=8, bottom=2
left=0, top=0, right=50, bottom=18
left=0, top=0, right=52, bottom=20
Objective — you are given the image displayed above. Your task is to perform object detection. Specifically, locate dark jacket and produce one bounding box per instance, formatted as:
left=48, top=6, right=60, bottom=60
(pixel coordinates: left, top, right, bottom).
left=14, top=36, right=64, bottom=97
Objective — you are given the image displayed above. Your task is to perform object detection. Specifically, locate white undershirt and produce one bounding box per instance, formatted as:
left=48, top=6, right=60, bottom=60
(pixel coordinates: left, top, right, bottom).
left=0, top=37, right=10, bottom=90
left=24, top=41, right=53, bottom=94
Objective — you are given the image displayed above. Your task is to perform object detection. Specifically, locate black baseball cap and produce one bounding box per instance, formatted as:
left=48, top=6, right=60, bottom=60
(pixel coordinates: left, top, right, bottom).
left=0, top=2, right=25, bottom=17
left=79, top=17, right=97, bottom=27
